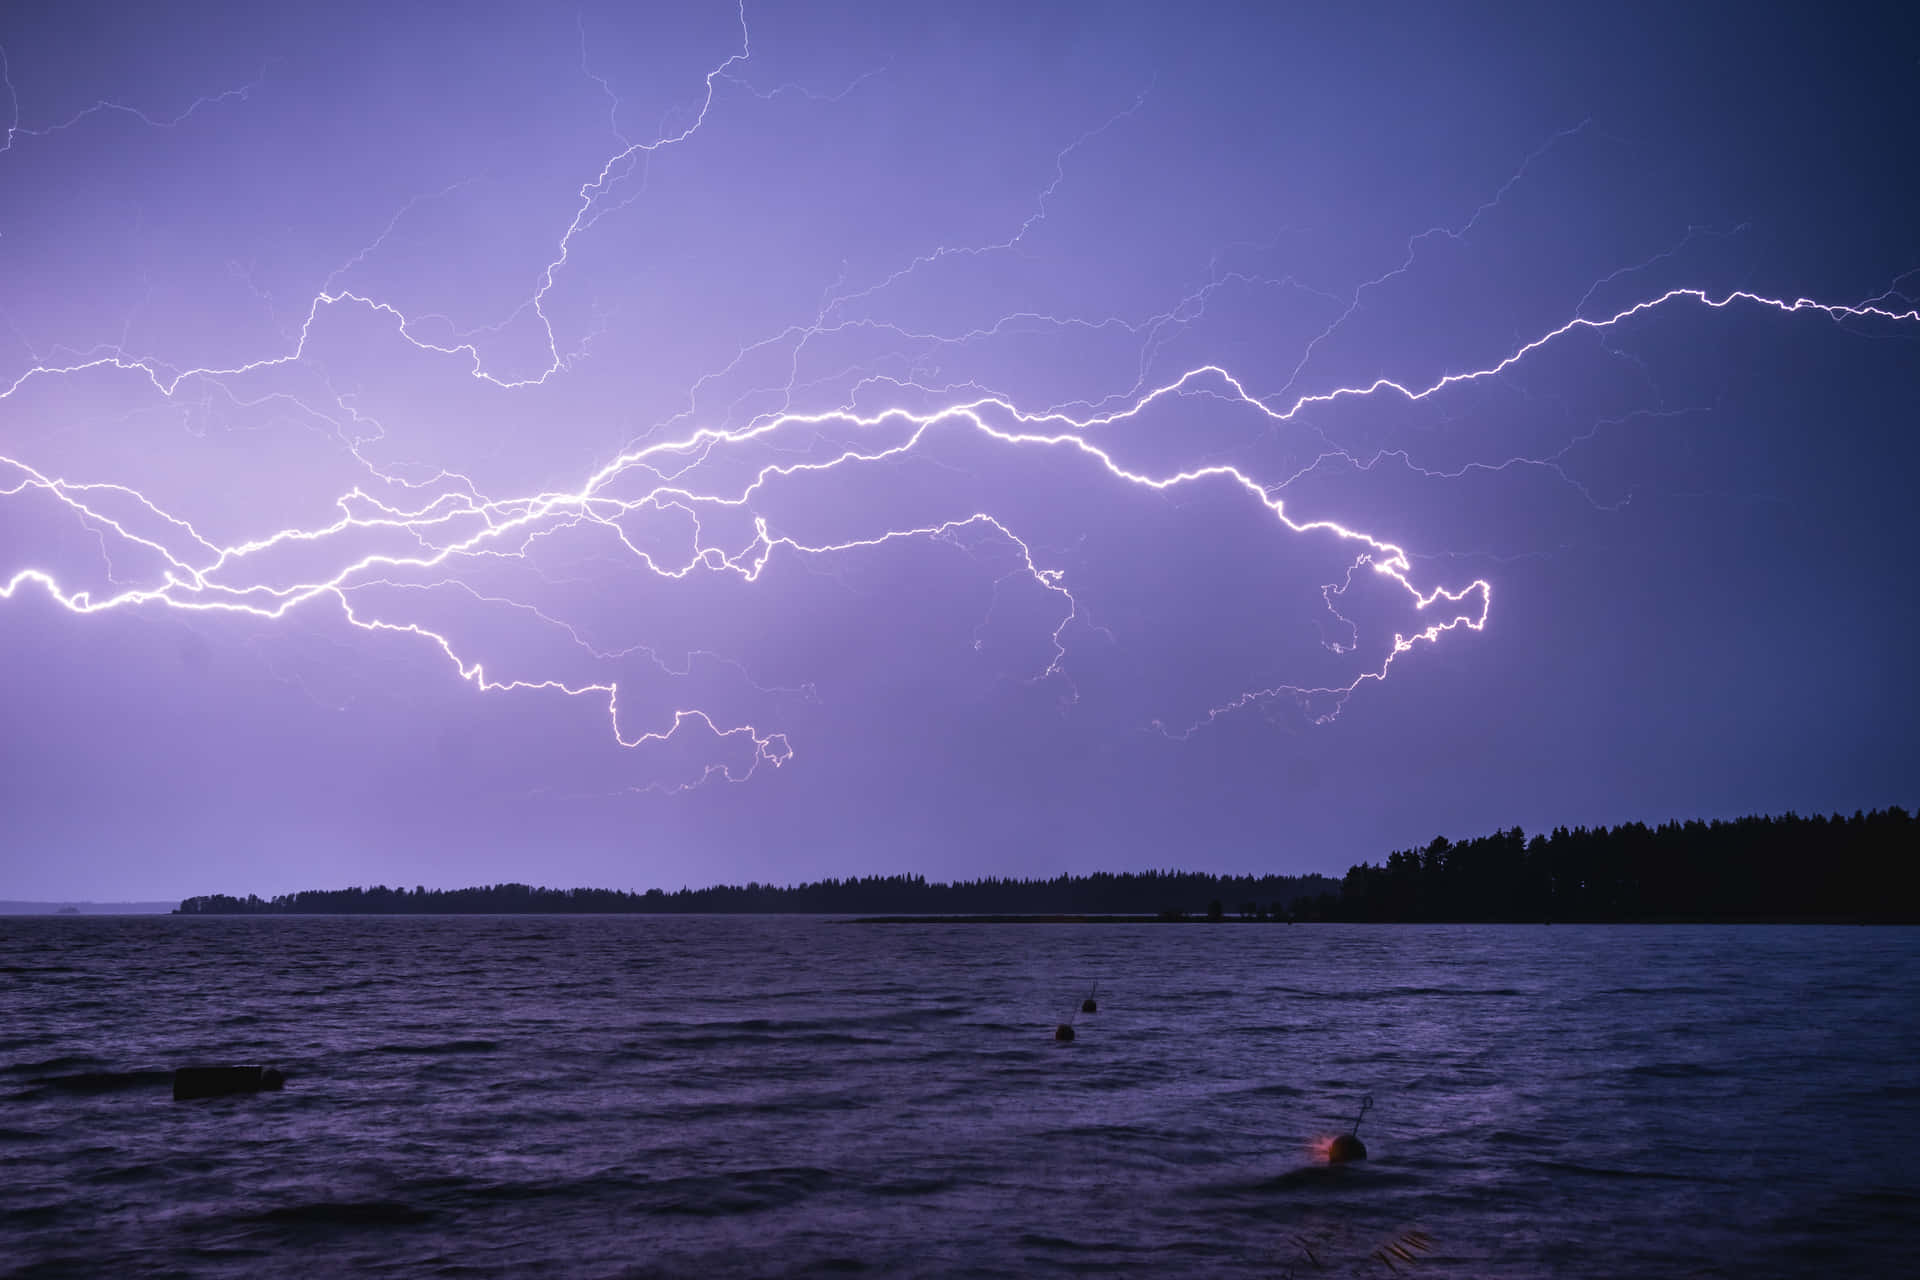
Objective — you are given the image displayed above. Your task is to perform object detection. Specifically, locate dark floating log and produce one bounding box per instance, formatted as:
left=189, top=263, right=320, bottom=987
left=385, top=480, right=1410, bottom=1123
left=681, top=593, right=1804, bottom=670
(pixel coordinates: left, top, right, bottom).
left=1054, top=1024, right=1075, bottom=1042
left=173, top=1065, right=286, bottom=1101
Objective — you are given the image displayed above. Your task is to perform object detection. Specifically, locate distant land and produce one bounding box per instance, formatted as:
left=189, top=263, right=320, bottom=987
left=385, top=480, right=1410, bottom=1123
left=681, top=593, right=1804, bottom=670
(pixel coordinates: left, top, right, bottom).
left=175, top=871, right=1338, bottom=919
left=170, top=808, right=1917, bottom=923
left=1, top=901, right=177, bottom=915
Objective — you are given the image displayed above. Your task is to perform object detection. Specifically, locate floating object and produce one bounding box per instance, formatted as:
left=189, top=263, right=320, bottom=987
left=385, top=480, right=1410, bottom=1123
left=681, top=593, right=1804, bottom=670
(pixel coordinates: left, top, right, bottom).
left=1082, top=982, right=1098, bottom=1014
left=1054, top=1024, right=1075, bottom=1042
left=1328, top=1094, right=1372, bottom=1163
left=173, top=1065, right=286, bottom=1101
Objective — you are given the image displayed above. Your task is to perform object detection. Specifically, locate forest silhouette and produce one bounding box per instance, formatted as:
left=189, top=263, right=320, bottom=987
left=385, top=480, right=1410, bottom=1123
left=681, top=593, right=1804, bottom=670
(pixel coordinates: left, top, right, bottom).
left=174, top=807, right=1916, bottom=922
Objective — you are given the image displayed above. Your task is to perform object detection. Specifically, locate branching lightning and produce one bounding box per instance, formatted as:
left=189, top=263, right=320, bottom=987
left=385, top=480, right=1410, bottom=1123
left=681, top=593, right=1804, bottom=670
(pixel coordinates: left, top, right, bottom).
left=0, top=45, right=272, bottom=163
left=3, top=5, right=1917, bottom=793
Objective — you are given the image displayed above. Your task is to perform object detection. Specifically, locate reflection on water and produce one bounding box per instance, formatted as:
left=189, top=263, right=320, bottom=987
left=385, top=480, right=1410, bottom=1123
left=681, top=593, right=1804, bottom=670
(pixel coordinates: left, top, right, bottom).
left=1, top=917, right=1915, bottom=1276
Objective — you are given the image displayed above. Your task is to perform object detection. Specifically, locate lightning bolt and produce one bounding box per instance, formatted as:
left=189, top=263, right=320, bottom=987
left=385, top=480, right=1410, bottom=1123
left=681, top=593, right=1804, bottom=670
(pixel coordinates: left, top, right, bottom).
left=0, top=45, right=272, bottom=162
left=3, top=6, right=1916, bottom=795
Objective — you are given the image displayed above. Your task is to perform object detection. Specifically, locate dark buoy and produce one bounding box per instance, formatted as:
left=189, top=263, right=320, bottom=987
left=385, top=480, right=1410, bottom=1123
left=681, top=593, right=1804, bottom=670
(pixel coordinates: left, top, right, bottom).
left=173, top=1065, right=286, bottom=1101
left=1328, top=1094, right=1372, bottom=1163
left=1054, top=1023, right=1075, bottom=1042
left=1081, top=983, right=1098, bottom=1014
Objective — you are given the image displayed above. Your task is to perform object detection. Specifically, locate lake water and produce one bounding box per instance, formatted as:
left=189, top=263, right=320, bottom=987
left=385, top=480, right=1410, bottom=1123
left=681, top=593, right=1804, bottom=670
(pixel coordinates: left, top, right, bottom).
left=2, top=917, right=1915, bottom=1277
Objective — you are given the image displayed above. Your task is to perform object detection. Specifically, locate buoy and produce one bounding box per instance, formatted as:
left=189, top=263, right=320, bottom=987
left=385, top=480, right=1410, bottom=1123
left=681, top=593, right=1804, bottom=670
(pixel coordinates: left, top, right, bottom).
left=1081, top=997, right=1096, bottom=1013
left=1327, top=1093, right=1373, bottom=1163
left=173, top=1065, right=286, bottom=1101
left=1054, top=1024, right=1075, bottom=1042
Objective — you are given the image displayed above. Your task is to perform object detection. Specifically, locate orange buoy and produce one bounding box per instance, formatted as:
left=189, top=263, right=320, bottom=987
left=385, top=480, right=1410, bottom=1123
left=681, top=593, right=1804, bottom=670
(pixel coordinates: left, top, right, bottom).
left=1327, top=1133, right=1367, bottom=1163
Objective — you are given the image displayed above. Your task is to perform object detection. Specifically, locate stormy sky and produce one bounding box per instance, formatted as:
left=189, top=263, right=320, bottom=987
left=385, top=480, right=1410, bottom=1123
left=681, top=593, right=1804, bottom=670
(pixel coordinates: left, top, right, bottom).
left=3, top=2, right=1916, bottom=899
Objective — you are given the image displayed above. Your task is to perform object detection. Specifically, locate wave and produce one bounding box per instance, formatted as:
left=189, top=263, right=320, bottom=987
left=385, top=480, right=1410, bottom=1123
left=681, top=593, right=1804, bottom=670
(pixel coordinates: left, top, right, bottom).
left=9, top=1068, right=173, bottom=1099
left=373, top=1039, right=500, bottom=1055
left=255, top=1199, right=435, bottom=1226
left=646, top=1165, right=841, bottom=1217
left=1623, top=1061, right=1727, bottom=1079
left=1528, top=1159, right=1718, bottom=1184
left=3, top=1054, right=105, bottom=1076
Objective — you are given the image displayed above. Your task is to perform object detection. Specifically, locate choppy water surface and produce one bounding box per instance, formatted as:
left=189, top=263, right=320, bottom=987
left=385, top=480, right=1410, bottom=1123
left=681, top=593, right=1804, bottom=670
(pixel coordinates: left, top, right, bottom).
left=2, top=918, right=1915, bottom=1277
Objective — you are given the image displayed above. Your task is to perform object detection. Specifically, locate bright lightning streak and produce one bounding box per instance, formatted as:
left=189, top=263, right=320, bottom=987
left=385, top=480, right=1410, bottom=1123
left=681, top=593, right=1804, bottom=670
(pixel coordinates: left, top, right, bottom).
left=3, top=7, right=1917, bottom=792
left=0, top=45, right=271, bottom=161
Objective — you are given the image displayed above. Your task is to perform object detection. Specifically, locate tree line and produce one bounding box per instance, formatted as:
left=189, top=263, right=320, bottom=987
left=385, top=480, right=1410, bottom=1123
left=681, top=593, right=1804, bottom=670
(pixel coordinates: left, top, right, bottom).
left=173, top=807, right=1916, bottom=921
left=1293, top=807, right=1915, bottom=922
left=174, top=868, right=1339, bottom=918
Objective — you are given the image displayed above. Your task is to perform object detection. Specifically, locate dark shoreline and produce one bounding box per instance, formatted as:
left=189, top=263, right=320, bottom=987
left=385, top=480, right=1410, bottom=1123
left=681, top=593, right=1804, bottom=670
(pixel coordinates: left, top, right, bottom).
left=160, top=807, right=1920, bottom=924
left=847, top=914, right=1905, bottom=925
left=93, top=911, right=1908, bottom=924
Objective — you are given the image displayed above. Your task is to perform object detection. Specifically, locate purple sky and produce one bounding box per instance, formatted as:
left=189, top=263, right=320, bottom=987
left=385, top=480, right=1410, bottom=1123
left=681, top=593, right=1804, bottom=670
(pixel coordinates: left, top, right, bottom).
left=3, top=3, right=1917, bottom=901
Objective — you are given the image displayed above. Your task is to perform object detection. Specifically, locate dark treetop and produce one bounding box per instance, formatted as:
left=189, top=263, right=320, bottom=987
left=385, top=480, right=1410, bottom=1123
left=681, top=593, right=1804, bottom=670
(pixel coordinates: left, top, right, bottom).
left=174, top=869, right=1337, bottom=919
left=173, top=808, right=1916, bottom=922
left=1294, top=807, right=1917, bottom=923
